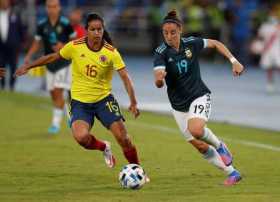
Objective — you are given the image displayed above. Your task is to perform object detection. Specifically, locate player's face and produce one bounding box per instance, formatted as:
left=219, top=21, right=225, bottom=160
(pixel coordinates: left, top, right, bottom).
left=46, top=0, right=61, bottom=18
left=87, top=20, right=104, bottom=43
left=162, top=23, right=181, bottom=48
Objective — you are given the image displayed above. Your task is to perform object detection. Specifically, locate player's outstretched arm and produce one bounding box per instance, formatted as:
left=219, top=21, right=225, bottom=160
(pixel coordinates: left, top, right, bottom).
left=207, top=39, right=244, bottom=76
left=14, top=52, right=62, bottom=77
left=0, top=68, right=5, bottom=78
left=154, top=69, right=166, bottom=88
left=117, top=68, right=140, bottom=118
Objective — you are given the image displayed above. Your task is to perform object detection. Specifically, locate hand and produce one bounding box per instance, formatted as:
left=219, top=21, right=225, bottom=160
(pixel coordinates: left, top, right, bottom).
left=14, top=65, right=29, bottom=77
left=52, top=42, right=64, bottom=52
left=128, top=103, right=140, bottom=118
left=232, top=61, right=244, bottom=76
left=0, top=68, right=5, bottom=78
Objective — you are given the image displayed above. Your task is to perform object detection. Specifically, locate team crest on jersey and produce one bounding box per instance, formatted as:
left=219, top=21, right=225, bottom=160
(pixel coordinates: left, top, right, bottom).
left=56, top=26, right=62, bottom=34
left=99, top=55, right=107, bottom=63
left=185, top=48, right=192, bottom=58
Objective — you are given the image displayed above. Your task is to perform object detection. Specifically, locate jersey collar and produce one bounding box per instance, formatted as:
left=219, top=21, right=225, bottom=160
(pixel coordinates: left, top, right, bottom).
left=85, top=37, right=105, bottom=52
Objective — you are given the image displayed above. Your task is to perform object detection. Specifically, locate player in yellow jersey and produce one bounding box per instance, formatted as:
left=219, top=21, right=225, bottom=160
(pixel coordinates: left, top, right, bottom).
left=14, top=13, right=147, bottom=176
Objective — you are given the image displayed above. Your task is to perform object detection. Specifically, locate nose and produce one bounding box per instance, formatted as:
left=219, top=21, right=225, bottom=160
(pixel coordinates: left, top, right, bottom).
left=165, top=33, right=171, bottom=41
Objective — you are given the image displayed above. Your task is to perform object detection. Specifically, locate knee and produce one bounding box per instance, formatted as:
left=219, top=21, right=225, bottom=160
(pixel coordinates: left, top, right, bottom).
left=188, top=125, right=204, bottom=139
left=72, top=126, right=88, bottom=145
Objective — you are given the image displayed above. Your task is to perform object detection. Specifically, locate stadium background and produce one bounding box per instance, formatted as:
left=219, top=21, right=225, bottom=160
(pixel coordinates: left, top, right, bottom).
left=1, top=1, right=280, bottom=201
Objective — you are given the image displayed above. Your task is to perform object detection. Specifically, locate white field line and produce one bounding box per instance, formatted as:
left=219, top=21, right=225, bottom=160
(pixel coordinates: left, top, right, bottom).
left=128, top=121, right=280, bottom=152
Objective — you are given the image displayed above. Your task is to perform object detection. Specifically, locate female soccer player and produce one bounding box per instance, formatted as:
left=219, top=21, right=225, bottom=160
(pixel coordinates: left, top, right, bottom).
left=15, top=13, right=143, bottom=171
left=153, top=10, right=244, bottom=186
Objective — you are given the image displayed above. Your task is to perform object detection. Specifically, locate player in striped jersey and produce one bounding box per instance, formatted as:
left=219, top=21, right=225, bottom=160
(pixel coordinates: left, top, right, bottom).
left=153, top=10, right=244, bottom=186
left=14, top=13, right=148, bottom=180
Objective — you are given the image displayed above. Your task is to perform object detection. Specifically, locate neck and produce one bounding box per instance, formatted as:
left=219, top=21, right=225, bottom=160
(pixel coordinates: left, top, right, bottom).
left=170, top=40, right=180, bottom=51
left=87, top=38, right=103, bottom=51
left=49, top=15, right=59, bottom=26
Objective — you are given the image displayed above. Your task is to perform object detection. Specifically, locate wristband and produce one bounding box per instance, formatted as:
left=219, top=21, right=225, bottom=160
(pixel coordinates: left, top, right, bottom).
left=229, top=57, right=237, bottom=64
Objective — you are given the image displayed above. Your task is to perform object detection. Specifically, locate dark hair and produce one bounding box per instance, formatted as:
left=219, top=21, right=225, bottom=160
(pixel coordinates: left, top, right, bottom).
left=162, top=10, right=182, bottom=27
left=85, top=13, right=113, bottom=45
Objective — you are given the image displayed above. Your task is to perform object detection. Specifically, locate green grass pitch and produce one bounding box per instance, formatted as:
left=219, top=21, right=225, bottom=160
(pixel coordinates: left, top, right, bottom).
left=0, top=91, right=280, bottom=202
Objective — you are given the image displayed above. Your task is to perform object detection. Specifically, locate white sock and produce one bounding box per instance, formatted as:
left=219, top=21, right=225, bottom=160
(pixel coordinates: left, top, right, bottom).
left=52, top=108, right=64, bottom=128
left=203, top=145, right=234, bottom=175
left=64, top=103, right=70, bottom=120
left=201, top=128, right=221, bottom=149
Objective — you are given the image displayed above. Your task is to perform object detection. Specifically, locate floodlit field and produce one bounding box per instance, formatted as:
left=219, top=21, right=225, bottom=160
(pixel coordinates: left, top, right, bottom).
left=0, top=92, right=280, bottom=202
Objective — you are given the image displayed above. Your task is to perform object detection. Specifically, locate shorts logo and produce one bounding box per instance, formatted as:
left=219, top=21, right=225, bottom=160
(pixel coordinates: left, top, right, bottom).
left=185, top=48, right=192, bottom=58
left=100, top=55, right=107, bottom=63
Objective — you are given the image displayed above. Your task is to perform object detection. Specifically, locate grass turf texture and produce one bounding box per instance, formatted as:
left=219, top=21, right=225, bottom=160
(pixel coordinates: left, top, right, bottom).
left=0, top=91, right=280, bottom=202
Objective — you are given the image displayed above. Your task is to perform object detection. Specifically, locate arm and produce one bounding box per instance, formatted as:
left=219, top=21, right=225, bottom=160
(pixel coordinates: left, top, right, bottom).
left=154, top=68, right=167, bottom=88
left=14, top=52, right=61, bottom=77
left=0, top=68, right=5, bottom=78
left=117, top=68, right=140, bottom=118
left=207, top=39, right=244, bottom=76
left=24, top=39, right=41, bottom=64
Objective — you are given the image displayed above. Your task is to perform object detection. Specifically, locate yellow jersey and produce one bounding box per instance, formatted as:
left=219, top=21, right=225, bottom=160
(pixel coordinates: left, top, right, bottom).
left=59, top=37, right=125, bottom=103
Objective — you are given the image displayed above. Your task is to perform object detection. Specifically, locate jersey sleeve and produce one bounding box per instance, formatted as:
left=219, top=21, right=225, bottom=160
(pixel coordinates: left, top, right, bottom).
left=112, top=49, right=126, bottom=70
left=153, top=51, right=166, bottom=70
left=193, top=37, right=208, bottom=52
left=59, top=41, right=73, bottom=60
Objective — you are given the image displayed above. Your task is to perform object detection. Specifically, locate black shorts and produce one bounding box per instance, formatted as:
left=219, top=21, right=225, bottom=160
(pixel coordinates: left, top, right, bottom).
left=70, top=94, right=125, bottom=129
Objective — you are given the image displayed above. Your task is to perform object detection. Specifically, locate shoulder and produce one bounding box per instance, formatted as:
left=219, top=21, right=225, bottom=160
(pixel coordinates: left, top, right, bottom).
left=155, top=42, right=167, bottom=54
left=182, top=36, right=198, bottom=44
left=37, top=17, right=48, bottom=27
left=73, top=37, right=86, bottom=45
left=59, top=16, right=70, bottom=25
left=103, top=42, right=116, bottom=52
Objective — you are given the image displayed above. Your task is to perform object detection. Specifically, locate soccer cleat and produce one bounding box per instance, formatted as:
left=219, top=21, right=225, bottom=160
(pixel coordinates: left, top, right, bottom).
left=217, top=142, right=233, bottom=166
left=224, top=170, right=242, bottom=186
left=103, top=141, right=116, bottom=168
left=48, top=125, right=60, bottom=134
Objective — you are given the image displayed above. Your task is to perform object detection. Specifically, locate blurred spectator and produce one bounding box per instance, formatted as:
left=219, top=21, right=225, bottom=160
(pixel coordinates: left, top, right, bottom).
left=69, top=8, right=86, bottom=39
left=181, top=0, right=204, bottom=37
left=227, top=0, right=252, bottom=65
left=256, top=3, right=280, bottom=93
left=147, top=0, right=162, bottom=53
left=0, top=0, right=25, bottom=91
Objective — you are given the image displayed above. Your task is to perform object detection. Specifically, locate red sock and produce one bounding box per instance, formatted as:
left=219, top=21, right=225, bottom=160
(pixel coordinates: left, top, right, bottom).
left=123, top=146, right=139, bottom=164
left=82, top=135, right=106, bottom=151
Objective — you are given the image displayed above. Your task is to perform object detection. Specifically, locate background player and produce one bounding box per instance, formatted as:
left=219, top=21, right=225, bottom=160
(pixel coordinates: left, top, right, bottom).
left=153, top=10, right=244, bottom=186
left=24, top=0, right=76, bottom=134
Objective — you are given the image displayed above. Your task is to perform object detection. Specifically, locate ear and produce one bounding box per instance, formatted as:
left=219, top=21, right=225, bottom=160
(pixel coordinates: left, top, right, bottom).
left=178, top=25, right=183, bottom=34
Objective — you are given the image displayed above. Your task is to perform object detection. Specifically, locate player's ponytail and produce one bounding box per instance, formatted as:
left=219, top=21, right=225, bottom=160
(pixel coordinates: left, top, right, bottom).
left=85, top=12, right=113, bottom=45
left=103, top=30, right=113, bottom=45
left=162, top=10, right=182, bottom=27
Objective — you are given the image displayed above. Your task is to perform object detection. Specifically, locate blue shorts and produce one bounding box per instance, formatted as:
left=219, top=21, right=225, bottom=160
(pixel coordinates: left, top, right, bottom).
left=70, top=94, right=125, bottom=129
